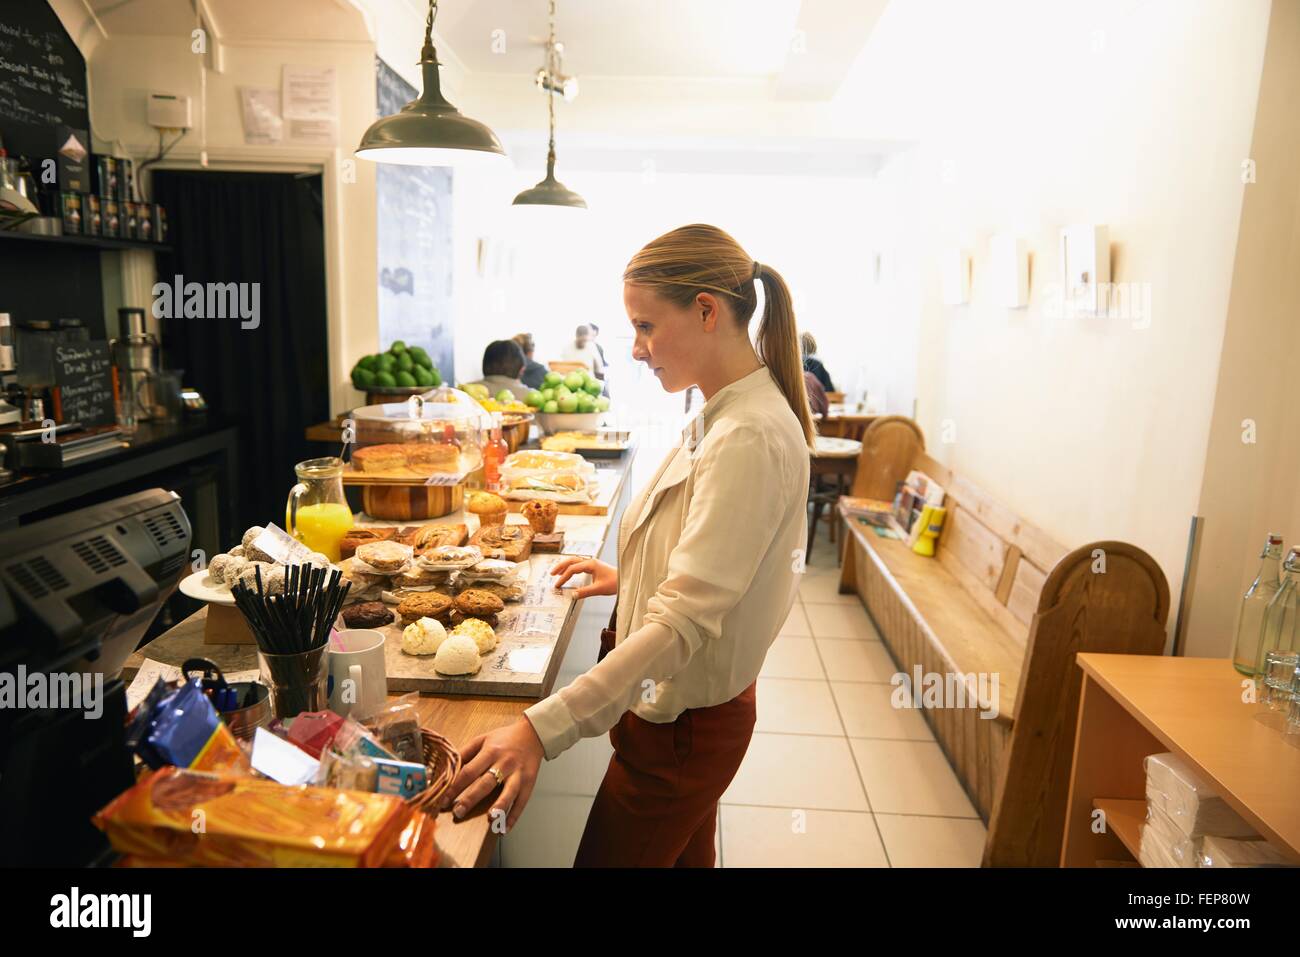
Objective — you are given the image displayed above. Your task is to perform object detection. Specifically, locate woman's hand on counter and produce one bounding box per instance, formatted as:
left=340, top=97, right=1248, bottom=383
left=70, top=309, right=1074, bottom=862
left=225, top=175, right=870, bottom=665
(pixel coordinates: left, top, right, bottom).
left=551, top=557, right=618, bottom=598
left=440, top=718, right=544, bottom=830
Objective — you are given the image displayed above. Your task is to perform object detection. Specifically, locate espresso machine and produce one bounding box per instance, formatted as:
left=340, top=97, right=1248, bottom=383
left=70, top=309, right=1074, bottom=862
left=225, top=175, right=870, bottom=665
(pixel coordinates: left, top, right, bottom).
left=0, top=313, right=19, bottom=427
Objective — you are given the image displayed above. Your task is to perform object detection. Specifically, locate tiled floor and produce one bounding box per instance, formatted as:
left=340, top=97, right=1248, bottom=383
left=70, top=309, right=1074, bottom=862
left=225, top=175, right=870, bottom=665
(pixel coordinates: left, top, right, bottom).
left=499, top=466, right=986, bottom=867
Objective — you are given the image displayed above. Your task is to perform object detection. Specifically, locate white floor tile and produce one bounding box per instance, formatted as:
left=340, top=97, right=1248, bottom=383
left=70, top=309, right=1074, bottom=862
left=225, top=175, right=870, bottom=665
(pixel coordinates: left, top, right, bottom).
left=760, top=636, right=827, bottom=680
left=849, top=739, right=979, bottom=818
left=778, top=602, right=811, bottom=637
left=719, top=805, right=888, bottom=867
left=724, top=732, right=869, bottom=811
left=874, top=814, right=987, bottom=868
left=798, top=570, right=860, bottom=606
left=755, top=678, right=844, bottom=735
left=804, top=601, right=880, bottom=639
left=831, top=681, right=935, bottom=741
left=816, top=638, right=900, bottom=682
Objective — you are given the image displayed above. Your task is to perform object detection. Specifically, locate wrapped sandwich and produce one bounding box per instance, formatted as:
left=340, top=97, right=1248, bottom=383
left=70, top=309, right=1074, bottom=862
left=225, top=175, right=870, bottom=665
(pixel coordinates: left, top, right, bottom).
left=503, top=470, right=592, bottom=503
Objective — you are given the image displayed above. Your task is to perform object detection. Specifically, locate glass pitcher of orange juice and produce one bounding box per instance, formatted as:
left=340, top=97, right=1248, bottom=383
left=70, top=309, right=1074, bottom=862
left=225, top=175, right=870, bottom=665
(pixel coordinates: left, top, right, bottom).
left=285, top=457, right=352, bottom=562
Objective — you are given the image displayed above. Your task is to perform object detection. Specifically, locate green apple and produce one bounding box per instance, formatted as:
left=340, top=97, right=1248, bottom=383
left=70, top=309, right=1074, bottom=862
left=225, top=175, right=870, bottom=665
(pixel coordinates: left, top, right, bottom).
left=542, top=400, right=559, bottom=413
left=594, top=396, right=610, bottom=412
left=525, top=389, right=544, bottom=407
left=564, top=371, right=585, bottom=391
left=541, top=388, right=554, bottom=402
left=495, top=389, right=513, bottom=403
left=544, top=371, right=563, bottom=387
left=557, top=394, right=579, bottom=413
left=576, top=393, right=595, bottom=413
left=584, top=379, right=602, bottom=396
left=555, top=385, right=571, bottom=398
left=389, top=340, right=407, bottom=353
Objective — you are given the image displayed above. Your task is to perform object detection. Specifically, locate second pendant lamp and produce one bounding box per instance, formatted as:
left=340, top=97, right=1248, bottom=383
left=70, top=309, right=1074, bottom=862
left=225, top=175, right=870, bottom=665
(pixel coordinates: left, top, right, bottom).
left=513, top=0, right=586, bottom=211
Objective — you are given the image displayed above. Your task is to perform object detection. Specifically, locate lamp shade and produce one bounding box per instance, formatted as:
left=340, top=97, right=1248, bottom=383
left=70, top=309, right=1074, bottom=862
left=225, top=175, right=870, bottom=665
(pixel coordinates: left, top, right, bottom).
left=357, top=57, right=507, bottom=167
left=512, top=169, right=587, bottom=210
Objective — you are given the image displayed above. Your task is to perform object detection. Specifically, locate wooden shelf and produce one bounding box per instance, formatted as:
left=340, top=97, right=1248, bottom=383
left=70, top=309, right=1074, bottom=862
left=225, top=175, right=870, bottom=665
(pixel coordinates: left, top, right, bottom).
left=1093, top=798, right=1146, bottom=860
left=0, top=229, right=171, bottom=253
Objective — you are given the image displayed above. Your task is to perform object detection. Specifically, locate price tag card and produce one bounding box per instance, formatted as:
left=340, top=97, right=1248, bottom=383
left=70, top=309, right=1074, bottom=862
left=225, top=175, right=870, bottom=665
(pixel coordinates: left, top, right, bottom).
left=497, top=608, right=563, bottom=641
left=560, top=540, right=603, bottom=559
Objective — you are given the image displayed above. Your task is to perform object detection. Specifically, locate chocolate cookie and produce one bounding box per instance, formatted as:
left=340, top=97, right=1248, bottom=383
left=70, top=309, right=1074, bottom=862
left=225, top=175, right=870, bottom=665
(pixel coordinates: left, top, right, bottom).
left=398, top=591, right=454, bottom=625
left=342, top=601, right=394, bottom=629
left=454, top=588, right=505, bottom=618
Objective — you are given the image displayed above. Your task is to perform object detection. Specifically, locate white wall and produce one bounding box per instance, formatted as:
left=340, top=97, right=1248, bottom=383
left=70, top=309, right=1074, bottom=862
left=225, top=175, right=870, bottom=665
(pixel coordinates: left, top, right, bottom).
left=829, top=0, right=1273, bottom=640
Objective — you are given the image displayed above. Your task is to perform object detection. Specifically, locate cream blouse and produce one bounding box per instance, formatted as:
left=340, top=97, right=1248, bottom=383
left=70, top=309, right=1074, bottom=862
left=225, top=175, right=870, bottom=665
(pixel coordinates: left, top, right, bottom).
left=524, top=364, right=810, bottom=760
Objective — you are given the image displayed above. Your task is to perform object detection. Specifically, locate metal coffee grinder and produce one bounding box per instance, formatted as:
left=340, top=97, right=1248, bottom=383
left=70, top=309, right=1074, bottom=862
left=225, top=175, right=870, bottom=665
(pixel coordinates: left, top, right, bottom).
left=111, top=307, right=161, bottom=421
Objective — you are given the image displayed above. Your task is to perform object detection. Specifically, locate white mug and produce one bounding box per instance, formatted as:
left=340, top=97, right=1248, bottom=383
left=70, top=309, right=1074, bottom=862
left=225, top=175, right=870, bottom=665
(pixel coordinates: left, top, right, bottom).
left=328, top=629, right=388, bottom=717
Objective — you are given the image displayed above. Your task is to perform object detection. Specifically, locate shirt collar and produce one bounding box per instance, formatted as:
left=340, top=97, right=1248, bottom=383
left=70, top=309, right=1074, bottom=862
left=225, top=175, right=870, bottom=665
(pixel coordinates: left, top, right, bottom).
left=682, top=364, right=773, bottom=447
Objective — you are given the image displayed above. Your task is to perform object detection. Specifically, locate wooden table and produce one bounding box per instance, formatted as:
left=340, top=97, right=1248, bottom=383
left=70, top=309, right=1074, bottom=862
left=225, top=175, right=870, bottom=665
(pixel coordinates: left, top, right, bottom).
left=1061, top=653, right=1300, bottom=866
left=808, top=437, right=861, bottom=556
left=817, top=407, right=878, bottom=442
left=124, top=444, right=638, bottom=869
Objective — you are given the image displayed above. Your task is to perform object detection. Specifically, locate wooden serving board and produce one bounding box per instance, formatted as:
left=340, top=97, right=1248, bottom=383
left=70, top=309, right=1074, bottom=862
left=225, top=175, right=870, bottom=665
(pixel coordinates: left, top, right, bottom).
left=380, top=553, right=579, bottom=697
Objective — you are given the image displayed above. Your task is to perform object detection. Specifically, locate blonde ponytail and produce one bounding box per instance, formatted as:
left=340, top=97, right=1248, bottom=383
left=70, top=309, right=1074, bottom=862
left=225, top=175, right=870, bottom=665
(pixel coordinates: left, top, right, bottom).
left=756, top=265, right=816, bottom=446
left=624, top=224, right=817, bottom=447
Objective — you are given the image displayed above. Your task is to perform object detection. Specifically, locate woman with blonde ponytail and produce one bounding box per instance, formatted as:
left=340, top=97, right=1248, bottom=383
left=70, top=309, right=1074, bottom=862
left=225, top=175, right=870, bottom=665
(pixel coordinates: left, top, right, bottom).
left=441, top=225, right=813, bottom=867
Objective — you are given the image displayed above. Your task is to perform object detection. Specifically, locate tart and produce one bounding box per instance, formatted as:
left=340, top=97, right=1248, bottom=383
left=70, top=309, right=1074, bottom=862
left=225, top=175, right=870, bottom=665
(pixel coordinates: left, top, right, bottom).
left=352, top=443, right=407, bottom=473
left=404, top=442, right=460, bottom=476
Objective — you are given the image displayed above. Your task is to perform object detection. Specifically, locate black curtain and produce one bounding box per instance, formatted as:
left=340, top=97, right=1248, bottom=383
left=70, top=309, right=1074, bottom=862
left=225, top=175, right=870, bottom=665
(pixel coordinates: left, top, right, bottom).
left=152, top=171, right=328, bottom=534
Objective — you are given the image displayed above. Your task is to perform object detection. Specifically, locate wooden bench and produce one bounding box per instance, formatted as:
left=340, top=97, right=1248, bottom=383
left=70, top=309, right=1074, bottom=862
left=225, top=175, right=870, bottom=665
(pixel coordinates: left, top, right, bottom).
left=837, top=429, right=1170, bottom=866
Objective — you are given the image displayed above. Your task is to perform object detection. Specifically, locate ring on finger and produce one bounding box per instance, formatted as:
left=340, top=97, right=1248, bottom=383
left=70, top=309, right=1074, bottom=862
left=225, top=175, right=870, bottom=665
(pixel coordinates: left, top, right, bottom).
left=486, top=766, right=504, bottom=786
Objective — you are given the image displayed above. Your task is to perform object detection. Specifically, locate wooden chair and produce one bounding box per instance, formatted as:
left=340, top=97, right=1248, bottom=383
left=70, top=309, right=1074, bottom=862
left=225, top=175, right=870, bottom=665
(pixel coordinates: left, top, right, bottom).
left=982, top=542, right=1169, bottom=866
left=808, top=416, right=923, bottom=558
left=826, top=391, right=845, bottom=403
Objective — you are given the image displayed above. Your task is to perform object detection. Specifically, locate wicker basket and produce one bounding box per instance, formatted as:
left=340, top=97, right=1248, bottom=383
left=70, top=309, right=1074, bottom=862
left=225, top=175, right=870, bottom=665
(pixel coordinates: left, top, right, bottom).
left=406, top=727, right=461, bottom=815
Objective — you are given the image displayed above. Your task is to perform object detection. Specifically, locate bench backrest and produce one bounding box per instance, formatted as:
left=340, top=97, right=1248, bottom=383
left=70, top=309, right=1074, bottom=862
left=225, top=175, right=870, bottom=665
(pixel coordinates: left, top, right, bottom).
left=912, top=450, right=1070, bottom=645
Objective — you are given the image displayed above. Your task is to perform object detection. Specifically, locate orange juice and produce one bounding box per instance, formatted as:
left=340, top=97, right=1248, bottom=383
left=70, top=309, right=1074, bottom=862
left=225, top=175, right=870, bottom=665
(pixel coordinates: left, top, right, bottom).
left=286, top=502, right=353, bottom=562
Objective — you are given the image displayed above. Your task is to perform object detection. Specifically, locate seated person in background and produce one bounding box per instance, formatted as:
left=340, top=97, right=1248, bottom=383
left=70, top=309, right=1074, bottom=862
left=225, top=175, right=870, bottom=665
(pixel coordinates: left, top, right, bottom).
left=561, top=324, right=605, bottom=379
left=804, top=370, right=829, bottom=419
left=801, top=332, right=835, bottom=393
left=513, top=332, right=549, bottom=389
left=468, top=340, right=533, bottom=402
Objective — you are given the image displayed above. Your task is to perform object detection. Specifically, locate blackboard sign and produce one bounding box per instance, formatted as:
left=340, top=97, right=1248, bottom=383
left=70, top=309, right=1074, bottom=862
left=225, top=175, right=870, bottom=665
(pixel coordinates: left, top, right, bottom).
left=54, top=340, right=115, bottom=428
left=0, top=3, right=90, bottom=165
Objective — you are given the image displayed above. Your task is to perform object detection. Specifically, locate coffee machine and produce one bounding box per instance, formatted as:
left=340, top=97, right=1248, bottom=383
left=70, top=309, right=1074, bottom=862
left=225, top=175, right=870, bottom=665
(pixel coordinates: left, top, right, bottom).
left=0, top=312, right=21, bottom=426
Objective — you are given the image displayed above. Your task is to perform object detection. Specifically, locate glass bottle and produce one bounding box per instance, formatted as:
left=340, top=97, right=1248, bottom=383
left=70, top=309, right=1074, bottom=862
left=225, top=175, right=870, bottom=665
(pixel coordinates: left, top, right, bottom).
left=482, top=414, right=508, bottom=493
left=1254, top=546, right=1300, bottom=685
left=1232, top=533, right=1284, bottom=676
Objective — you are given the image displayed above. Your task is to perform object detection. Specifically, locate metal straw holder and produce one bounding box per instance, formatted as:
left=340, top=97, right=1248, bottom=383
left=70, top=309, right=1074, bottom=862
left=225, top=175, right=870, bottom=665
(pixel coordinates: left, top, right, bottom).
left=257, top=645, right=329, bottom=720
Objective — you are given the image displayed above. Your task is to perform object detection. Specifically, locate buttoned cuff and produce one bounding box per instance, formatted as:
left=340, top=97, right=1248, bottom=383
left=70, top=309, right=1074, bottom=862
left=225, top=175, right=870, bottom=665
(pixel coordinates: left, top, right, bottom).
left=523, top=693, right=581, bottom=760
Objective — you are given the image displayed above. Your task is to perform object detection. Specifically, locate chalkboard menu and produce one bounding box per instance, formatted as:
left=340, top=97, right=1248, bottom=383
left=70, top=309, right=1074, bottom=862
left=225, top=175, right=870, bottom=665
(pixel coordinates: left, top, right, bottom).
left=0, top=3, right=90, bottom=163
left=54, top=340, right=115, bottom=428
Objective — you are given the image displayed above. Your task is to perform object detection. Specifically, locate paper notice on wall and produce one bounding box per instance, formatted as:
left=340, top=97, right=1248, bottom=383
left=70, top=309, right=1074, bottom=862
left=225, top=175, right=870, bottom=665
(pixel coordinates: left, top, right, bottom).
left=282, top=65, right=338, bottom=144
left=239, top=87, right=283, bottom=145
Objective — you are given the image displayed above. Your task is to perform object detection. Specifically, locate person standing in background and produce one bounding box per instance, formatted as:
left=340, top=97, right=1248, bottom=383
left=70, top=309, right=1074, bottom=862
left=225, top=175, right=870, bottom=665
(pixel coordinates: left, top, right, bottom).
left=513, top=333, right=549, bottom=390
left=589, top=323, right=608, bottom=381
left=800, top=331, right=835, bottom=393
left=561, top=324, right=605, bottom=379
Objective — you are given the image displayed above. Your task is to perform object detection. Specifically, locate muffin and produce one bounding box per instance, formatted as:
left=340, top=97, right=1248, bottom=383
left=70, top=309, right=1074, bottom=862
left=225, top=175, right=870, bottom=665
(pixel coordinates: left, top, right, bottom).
left=467, top=491, right=508, bottom=528
left=355, top=540, right=413, bottom=574
left=398, top=591, right=454, bottom=625
left=433, top=635, right=481, bottom=676
left=342, top=601, right=394, bottom=629
left=521, top=499, right=558, bottom=534
left=454, top=588, right=505, bottom=619
left=400, top=617, right=447, bottom=656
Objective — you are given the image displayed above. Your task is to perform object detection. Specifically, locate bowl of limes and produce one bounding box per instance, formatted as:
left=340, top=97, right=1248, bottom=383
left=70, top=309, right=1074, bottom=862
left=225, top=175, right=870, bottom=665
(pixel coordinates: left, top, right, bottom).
left=350, top=341, right=441, bottom=399
left=525, top=369, right=610, bottom=435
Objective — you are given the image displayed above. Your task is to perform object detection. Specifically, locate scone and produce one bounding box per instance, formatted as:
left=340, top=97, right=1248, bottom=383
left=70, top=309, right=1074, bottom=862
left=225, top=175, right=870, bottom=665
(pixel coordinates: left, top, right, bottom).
left=355, top=540, right=413, bottom=574
left=352, top=443, right=408, bottom=473
left=398, top=591, right=454, bottom=625
left=433, top=635, right=481, bottom=676
left=454, top=588, right=505, bottom=619
left=521, top=499, right=558, bottom=533
left=467, top=491, right=508, bottom=527
left=339, top=526, right=395, bottom=560
left=400, top=616, right=447, bottom=656
left=450, top=617, right=497, bottom=655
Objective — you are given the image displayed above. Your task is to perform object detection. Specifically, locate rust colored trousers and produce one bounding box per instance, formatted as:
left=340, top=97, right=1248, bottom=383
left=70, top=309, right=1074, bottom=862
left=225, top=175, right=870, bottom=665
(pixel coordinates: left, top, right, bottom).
left=573, top=609, right=757, bottom=867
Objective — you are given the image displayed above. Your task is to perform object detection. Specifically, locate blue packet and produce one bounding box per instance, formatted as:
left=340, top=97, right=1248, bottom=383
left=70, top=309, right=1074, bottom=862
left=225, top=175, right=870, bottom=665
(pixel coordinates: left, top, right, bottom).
left=144, top=680, right=222, bottom=769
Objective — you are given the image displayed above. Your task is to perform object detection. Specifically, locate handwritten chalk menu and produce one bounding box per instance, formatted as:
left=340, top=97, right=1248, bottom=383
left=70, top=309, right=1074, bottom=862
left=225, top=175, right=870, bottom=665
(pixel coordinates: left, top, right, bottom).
left=0, top=4, right=90, bottom=160
left=54, top=341, right=114, bottom=428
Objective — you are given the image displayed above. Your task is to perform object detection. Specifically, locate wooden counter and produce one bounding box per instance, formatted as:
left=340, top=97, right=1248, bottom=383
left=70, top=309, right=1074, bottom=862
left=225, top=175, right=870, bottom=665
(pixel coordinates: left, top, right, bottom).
left=124, top=443, right=639, bottom=869
left=1061, top=653, right=1300, bottom=866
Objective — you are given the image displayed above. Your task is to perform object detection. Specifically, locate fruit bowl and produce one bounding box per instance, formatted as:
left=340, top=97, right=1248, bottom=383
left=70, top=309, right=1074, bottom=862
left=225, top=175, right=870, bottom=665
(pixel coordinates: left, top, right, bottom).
left=534, top=411, right=604, bottom=435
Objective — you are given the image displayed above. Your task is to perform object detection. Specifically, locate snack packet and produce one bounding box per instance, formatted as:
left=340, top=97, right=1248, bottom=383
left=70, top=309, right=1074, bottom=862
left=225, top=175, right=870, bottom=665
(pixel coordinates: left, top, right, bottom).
left=359, top=693, right=424, bottom=764
left=141, top=680, right=250, bottom=775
